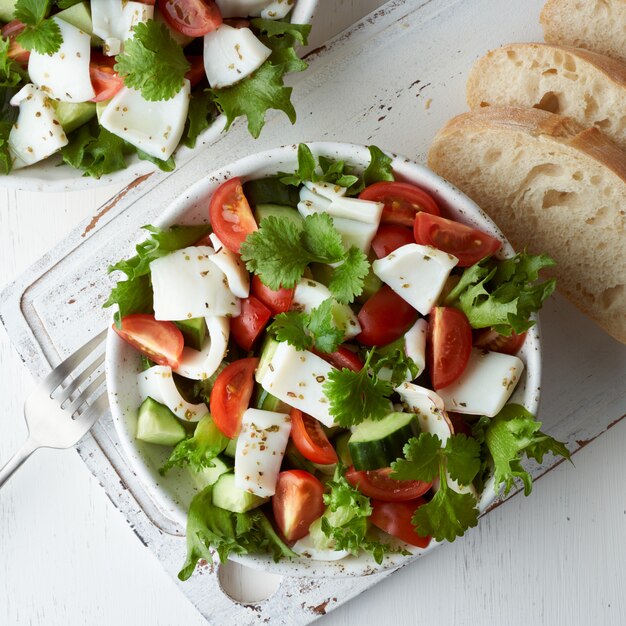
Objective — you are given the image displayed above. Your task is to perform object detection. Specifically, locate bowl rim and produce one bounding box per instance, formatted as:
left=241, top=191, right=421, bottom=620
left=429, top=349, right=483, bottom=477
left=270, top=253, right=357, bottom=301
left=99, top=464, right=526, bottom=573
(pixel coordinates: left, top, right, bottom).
left=105, top=141, right=542, bottom=578
left=0, top=0, right=319, bottom=193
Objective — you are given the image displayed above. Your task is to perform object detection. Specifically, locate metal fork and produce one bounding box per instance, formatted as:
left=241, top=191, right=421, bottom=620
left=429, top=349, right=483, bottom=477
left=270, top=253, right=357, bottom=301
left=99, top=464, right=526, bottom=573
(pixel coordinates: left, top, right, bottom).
left=0, top=329, right=108, bottom=489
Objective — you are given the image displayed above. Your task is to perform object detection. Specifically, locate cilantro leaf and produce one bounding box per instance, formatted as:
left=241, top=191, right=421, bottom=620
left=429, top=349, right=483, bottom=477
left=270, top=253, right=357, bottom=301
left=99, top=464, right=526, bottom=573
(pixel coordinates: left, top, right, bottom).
left=251, top=18, right=311, bottom=74
left=391, top=433, right=441, bottom=482
left=319, top=466, right=401, bottom=564
left=323, top=349, right=393, bottom=427
left=412, top=478, right=479, bottom=542
left=182, top=90, right=216, bottom=149
left=55, top=0, right=81, bottom=8
left=211, top=61, right=295, bottom=138
left=115, top=21, right=189, bottom=101
left=160, top=415, right=228, bottom=475
left=301, top=212, right=345, bottom=262
left=14, top=0, right=62, bottom=55
left=0, top=37, right=24, bottom=88
left=328, top=246, right=370, bottom=304
left=179, top=485, right=295, bottom=580
left=370, top=343, right=420, bottom=386
left=474, top=404, right=571, bottom=496
left=445, top=252, right=556, bottom=335
left=268, top=298, right=344, bottom=353
left=279, top=143, right=317, bottom=186
left=444, top=434, right=481, bottom=486
left=60, top=121, right=130, bottom=179
left=363, top=145, right=395, bottom=187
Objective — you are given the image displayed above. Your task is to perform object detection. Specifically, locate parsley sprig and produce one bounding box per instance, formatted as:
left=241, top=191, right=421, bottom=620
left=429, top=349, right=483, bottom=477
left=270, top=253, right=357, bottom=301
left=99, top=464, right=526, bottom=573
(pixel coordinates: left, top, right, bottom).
left=115, top=21, right=190, bottom=101
left=268, top=297, right=344, bottom=353
left=240, top=213, right=369, bottom=303
left=391, top=433, right=481, bottom=542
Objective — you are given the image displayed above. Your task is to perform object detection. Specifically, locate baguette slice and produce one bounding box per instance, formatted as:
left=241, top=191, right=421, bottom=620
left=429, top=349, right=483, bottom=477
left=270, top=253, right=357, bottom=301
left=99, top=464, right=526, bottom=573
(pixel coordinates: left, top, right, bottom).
left=541, top=0, right=626, bottom=65
left=428, top=106, right=626, bottom=344
left=467, top=43, right=626, bottom=152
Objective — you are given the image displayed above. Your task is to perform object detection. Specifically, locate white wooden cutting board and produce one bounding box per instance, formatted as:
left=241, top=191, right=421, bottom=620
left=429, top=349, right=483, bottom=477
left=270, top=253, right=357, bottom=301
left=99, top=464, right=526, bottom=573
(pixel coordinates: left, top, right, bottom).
left=1, top=0, right=625, bottom=624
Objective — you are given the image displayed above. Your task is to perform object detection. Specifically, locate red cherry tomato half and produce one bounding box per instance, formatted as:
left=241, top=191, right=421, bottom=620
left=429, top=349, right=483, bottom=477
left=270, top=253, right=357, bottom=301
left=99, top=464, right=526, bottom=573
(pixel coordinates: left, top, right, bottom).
left=185, top=55, right=206, bottom=88
left=113, top=314, right=184, bottom=368
left=371, top=224, right=415, bottom=258
left=230, top=296, right=271, bottom=351
left=474, top=328, right=526, bottom=355
left=357, top=285, right=418, bottom=346
left=272, top=470, right=326, bottom=542
left=290, top=408, right=338, bottom=465
left=89, top=53, right=124, bottom=102
left=314, top=345, right=364, bottom=372
left=345, top=466, right=432, bottom=502
left=210, top=357, right=258, bottom=438
left=209, top=177, right=258, bottom=254
left=370, top=498, right=431, bottom=548
left=158, top=0, right=222, bottom=37
left=1, top=20, right=30, bottom=65
left=251, top=275, right=294, bottom=315
left=413, top=212, right=502, bottom=267
left=427, top=307, right=472, bottom=390
left=360, top=182, right=440, bottom=227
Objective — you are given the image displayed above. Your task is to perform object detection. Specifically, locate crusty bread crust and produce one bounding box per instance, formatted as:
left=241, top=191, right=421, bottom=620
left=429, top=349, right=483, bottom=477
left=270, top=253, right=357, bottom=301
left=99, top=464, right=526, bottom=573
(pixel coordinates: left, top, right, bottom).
left=466, top=43, right=626, bottom=152
left=541, top=0, right=626, bottom=65
left=428, top=106, right=626, bottom=343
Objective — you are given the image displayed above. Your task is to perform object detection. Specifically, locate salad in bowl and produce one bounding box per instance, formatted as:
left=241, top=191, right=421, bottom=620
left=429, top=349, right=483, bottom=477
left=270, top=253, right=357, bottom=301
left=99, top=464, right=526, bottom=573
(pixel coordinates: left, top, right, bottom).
left=105, top=142, right=570, bottom=578
left=0, top=0, right=315, bottom=188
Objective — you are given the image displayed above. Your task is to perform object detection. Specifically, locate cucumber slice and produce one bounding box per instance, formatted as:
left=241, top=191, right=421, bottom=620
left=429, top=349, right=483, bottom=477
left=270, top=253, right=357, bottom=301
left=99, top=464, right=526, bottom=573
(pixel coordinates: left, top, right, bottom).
left=53, top=101, right=96, bottom=133
left=334, top=431, right=352, bottom=467
left=224, top=437, right=237, bottom=458
left=255, top=385, right=291, bottom=413
left=136, top=397, right=186, bottom=446
left=284, top=440, right=318, bottom=474
left=255, top=335, right=280, bottom=383
left=254, top=203, right=303, bottom=226
left=244, top=177, right=301, bottom=208
left=175, top=317, right=207, bottom=351
left=212, top=473, right=268, bottom=513
left=348, top=412, right=419, bottom=471
left=190, top=454, right=234, bottom=490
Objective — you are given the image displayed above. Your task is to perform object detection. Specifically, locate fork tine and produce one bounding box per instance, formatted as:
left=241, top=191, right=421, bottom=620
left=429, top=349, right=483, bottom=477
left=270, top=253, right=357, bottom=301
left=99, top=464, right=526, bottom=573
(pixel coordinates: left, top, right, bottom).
left=43, top=329, right=108, bottom=393
left=57, top=352, right=106, bottom=406
left=67, top=371, right=107, bottom=417
left=71, top=391, right=109, bottom=438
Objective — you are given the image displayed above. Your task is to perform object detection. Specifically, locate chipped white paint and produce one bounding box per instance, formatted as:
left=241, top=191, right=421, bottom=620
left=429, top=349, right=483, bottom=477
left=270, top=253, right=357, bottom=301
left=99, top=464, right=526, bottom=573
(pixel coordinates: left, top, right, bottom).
left=0, top=1, right=625, bottom=626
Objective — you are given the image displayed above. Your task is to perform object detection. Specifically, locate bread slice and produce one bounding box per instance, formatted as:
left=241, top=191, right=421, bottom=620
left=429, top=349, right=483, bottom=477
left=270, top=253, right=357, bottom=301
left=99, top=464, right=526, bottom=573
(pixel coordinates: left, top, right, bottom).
left=541, top=0, right=626, bottom=65
left=428, top=106, right=626, bottom=344
left=466, top=43, right=626, bottom=153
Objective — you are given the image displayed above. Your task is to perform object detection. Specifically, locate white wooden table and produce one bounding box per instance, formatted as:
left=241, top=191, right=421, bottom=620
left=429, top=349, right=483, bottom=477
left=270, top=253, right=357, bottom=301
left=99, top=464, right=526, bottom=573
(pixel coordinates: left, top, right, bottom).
left=1, top=2, right=626, bottom=624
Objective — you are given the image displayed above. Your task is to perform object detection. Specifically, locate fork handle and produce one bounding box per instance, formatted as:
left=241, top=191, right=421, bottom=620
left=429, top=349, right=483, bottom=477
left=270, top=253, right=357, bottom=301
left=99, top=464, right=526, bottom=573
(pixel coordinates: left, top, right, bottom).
left=0, top=438, right=39, bottom=490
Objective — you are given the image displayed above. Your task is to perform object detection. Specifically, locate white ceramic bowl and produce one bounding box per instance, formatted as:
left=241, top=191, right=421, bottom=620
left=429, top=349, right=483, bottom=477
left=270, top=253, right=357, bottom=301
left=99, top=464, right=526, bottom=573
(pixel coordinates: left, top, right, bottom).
left=105, top=142, right=542, bottom=578
left=0, top=0, right=319, bottom=192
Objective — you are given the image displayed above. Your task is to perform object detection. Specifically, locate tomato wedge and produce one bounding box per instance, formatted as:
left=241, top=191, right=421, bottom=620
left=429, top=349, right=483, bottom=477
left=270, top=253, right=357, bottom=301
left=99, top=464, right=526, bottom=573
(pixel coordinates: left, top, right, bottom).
left=345, top=466, right=432, bottom=501
left=360, top=181, right=440, bottom=227
left=209, top=177, right=258, bottom=253
left=158, top=0, right=222, bottom=37
left=427, top=307, right=472, bottom=389
left=413, top=212, right=502, bottom=267
left=370, top=498, right=431, bottom=548
left=185, top=55, right=206, bottom=88
left=290, top=408, right=338, bottom=465
left=1, top=20, right=29, bottom=65
left=251, top=275, right=294, bottom=315
left=474, top=328, right=527, bottom=355
left=371, top=224, right=415, bottom=258
left=357, top=285, right=418, bottom=346
left=113, top=314, right=184, bottom=368
left=314, top=345, right=363, bottom=372
left=89, top=53, right=124, bottom=102
left=210, top=357, right=258, bottom=438
left=230, top=295, right=271, bottom=351
left=272, top=470, right=325, bottom=542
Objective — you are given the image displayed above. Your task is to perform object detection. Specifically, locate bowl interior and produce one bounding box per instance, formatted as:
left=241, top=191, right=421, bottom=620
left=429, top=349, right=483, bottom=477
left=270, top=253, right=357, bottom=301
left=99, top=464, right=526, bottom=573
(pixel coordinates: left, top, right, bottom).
left=105, top=142, right=541, bottom=578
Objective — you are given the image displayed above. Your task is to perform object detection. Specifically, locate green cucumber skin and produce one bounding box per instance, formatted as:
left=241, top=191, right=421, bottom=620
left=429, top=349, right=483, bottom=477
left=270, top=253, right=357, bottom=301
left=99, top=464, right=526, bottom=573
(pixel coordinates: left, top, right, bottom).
left=349, top=414, right=419, bottom=471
